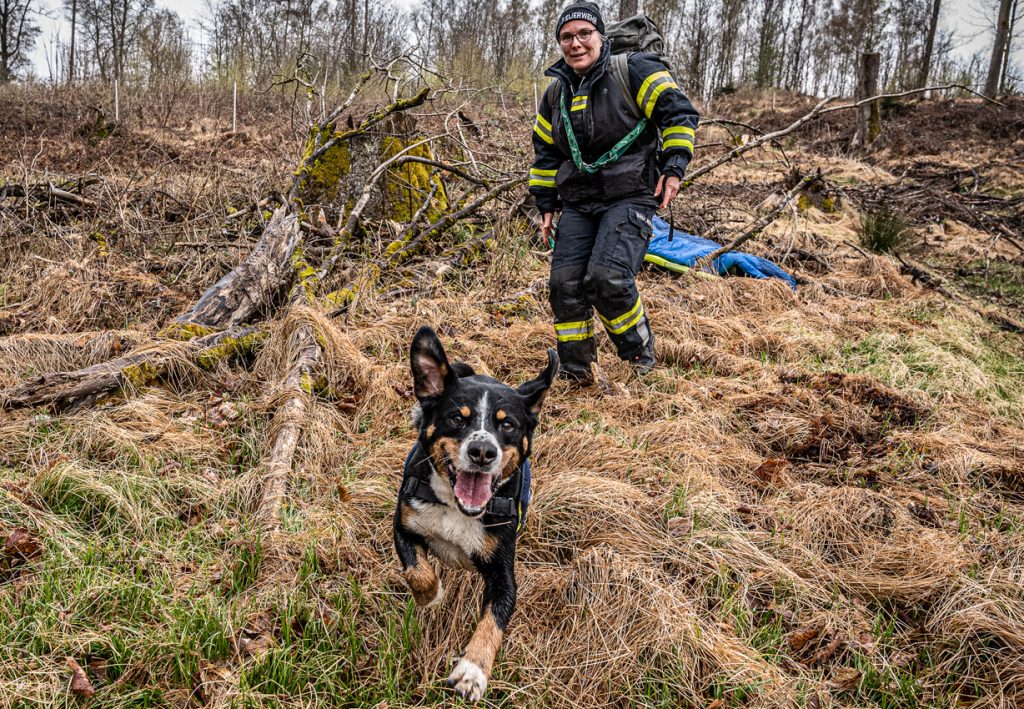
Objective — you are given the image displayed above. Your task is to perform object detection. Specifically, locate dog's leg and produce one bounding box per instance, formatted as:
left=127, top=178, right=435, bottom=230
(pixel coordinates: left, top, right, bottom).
left=394, top=508, right=444, bottom=607
left=449, top=561, right=516, bottom=702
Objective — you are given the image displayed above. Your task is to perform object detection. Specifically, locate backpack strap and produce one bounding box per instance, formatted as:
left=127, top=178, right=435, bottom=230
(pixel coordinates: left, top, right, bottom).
left=543, top=79, right=561, bottom=115
left=612, top=53, right=643, bottom=120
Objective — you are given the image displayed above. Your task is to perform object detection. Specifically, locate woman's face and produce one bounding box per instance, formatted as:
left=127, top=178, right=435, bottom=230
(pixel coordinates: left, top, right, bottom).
left=558, top=19, right=602, bottom=74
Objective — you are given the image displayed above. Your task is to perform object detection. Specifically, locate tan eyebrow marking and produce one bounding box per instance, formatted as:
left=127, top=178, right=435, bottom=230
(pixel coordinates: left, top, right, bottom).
left=460, top=406, right=471, bottom=418
left=496, top=409, right=507, bottom=421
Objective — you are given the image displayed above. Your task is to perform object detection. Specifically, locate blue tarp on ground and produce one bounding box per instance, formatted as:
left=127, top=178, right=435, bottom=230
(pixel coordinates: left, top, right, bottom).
left=645, top=216, right=798, bottom=290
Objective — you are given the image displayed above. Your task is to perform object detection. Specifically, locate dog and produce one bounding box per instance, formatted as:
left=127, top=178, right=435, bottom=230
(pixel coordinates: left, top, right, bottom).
left=393, top=325, right=558, bottom=702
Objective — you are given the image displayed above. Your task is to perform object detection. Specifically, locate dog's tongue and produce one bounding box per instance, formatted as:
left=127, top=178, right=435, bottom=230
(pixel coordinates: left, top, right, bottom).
left=454, top=471, right=493, bottom=509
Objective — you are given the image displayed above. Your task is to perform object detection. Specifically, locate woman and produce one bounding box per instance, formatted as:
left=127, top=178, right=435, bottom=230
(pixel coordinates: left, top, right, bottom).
left=529, top=1, right=699, bottom=382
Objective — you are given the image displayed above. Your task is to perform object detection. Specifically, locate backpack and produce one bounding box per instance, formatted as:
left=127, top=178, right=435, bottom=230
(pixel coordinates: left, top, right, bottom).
left=606, top=14, right=670, bottom=119
left=545, top=14, right=669, bottom=120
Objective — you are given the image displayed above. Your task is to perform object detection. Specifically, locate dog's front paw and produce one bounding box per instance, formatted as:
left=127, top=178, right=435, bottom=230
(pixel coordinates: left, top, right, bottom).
left=425, top=578, right=445, bottom=608
left=405, top=564, right=442, bottom=607
left=447, top=658, right=488, bottom=702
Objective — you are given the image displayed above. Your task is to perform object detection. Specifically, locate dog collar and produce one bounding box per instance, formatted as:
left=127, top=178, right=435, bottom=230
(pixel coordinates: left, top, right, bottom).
left=402, top=442, right=529, bottom=524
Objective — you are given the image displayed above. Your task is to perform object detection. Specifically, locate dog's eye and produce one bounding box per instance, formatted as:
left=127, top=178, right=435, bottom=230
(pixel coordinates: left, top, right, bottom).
left=499, top=420, right=516, bottom=433
left=449, top=413, right=466, bottom=426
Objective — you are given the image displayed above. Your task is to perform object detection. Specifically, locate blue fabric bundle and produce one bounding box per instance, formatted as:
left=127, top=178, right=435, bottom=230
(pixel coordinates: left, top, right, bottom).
left=645, top=216, right=798, bottom=290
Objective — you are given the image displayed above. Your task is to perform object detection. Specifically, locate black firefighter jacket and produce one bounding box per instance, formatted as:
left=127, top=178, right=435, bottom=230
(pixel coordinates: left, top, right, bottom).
left=529, top=43, right=700, bottom=214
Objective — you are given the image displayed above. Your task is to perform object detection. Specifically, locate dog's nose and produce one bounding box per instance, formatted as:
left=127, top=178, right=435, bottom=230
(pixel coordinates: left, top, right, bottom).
left=468, top=441, right=497, bottom=467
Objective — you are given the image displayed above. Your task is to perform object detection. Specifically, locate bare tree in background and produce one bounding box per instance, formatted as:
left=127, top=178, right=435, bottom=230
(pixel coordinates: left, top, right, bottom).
left=985, top=0, right=1013, bottom=96
left=754, top=0, right=785, bottom=88
left=786, top=0, right=817, bottom=91
left=67, top=0, right=76, bottom=82
left=918, top=0, right=941, bottom=88
left=134, top=8, right=190, bottom=86
left=999, top=0, right=1020, bottom=93
left=619, top=0, right=638, bottom=19
left=0, top=0, right=41, bottom=82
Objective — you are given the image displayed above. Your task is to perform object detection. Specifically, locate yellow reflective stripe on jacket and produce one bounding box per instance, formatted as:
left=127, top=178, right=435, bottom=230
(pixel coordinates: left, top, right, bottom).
left=533, top=113, right=554, bottom=144
left=554, top=319, right=595, bottom=342
left=529, top=168, right=556, bottom=188
left=642, top=78, right=679, bottom=118
left=662, top=125, right=695, bottom=153
left=661, top=126, right=695, bottom=140
left=598, top=298, right=645, bottom=335
left=529, top=167, right=557, bottom=188
left=635, top=71, right=671, bottom=108
left=571, top=95, right=588, bottom=112
left=663, top=137, right=694, bottom=151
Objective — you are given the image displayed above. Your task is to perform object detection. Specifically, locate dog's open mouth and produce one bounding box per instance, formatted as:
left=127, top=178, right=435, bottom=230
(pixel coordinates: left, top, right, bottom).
left=446, top=462, right=500, bottom=516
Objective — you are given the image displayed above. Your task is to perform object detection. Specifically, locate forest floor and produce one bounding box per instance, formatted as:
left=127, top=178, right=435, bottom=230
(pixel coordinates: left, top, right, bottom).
left=1, top=83, right=1023, bottom=708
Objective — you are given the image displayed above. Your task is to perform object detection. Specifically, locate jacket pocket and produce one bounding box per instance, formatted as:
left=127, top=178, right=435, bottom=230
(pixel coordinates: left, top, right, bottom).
left=598, top=152, right=648, bottom=202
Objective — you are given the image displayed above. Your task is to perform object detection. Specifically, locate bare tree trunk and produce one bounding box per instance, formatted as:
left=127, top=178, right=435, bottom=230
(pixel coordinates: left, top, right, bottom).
left=1000, top=0, right=1018, bottom=94
left=618, top=0, right=638, bottom=19
left=984, top=0, right=1013, bottom=98
left=68, top=0, right=77, bottom=84
left=918, top=0, right=941, bottom=88
left=853, top=52, right=881, bottom=149
left=173, top=207, right=301, bottom=330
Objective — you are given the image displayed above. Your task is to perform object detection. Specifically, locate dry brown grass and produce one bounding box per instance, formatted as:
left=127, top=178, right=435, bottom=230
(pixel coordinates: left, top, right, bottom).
left=0, top=86, right=1022, bottom=707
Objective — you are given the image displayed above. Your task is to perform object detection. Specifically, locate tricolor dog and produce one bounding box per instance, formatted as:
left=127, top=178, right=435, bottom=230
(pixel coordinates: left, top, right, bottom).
left=394, top=326, right=558, bottom=702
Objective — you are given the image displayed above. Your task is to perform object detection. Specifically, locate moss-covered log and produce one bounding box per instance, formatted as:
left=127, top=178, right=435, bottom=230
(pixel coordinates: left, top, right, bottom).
left=0, top=326, right=263, bottom=411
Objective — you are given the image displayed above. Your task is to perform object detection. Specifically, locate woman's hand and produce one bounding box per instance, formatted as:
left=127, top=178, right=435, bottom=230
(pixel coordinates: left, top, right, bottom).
left=541, top=212, right=555, bottom=243
left=655, top=175, right=681, bottom=209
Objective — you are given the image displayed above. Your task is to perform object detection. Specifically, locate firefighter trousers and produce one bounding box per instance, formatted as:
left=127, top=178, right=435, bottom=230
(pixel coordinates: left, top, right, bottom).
left=549, top=201, right=656, bottom=376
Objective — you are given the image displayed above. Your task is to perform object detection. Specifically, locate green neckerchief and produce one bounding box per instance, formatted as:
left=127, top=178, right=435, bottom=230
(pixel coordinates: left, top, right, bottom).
left=559, top=86, right=647, bottom=174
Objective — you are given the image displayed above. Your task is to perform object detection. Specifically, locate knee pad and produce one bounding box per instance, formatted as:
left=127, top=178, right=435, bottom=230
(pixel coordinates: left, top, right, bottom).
left=549, top=266, right=588, bottom=314
left=584, top=264, right=633, bottom=305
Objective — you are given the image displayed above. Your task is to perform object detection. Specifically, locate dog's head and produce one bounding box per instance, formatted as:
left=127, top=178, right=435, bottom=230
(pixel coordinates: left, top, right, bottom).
left=409, top=326, right=558, bottom=517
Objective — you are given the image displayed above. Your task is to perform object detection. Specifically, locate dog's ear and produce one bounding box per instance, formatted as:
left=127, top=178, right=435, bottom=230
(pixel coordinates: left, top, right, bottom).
left=450, top=362, right=476, bottom=378
left=410, top=326, right=458, bottom=400
left=517, top=348, right=559, bottom=414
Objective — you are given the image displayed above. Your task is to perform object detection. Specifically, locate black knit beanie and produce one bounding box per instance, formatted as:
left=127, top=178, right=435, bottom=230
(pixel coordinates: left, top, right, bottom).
left=555, top=1, right=605, bottom=39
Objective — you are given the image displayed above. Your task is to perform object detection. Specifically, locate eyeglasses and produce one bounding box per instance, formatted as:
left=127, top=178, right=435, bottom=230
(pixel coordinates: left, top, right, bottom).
left=558, top=29, right=597, bottom=46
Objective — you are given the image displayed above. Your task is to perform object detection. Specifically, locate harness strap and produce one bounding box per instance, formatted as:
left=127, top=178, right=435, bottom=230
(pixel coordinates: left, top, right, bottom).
left=403, top=444, right=527, bottom=523
left=559, top=89, right=647, bottom=175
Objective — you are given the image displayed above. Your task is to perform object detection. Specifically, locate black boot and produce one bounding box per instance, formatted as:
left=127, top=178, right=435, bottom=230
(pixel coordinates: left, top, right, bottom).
left=556, top=338, right=597, bottom=386
left=627, top=332, right=655, bottom=375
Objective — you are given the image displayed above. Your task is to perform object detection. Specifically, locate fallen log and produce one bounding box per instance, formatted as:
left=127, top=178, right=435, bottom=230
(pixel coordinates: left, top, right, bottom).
left=256, top=304, right=322, bottom=531
left=172, top=207, right=301, bottom=331
left=0, top=325, right=263, bottom=411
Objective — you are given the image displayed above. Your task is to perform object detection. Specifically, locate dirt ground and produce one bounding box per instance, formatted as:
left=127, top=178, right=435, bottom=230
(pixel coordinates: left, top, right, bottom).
left=1, top=83, right=1023, bottom=708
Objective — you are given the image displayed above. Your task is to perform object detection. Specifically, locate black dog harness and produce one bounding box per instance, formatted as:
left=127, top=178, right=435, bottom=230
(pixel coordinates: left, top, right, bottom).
left=401, top=442, right=532, bottom=531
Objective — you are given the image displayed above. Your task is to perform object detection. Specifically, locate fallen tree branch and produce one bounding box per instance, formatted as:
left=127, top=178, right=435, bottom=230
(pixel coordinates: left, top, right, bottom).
left=687, top=85, right=994, bottom=187
left=0, top=325, right=263, bottom=411
left=686, top=97, right=838, bottom=185
left=697, top=175, right=816, bottom=266
left=173, top=206, right=301, bottom=330
left=256, top=303, right=322, bottom=531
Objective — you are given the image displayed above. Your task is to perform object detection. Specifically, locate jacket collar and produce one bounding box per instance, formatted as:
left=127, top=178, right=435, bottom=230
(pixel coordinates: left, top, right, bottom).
left=544, top=41, right=611, bottom=89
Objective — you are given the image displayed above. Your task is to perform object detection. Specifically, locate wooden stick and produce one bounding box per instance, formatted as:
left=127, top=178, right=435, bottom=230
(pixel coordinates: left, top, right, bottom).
left=697, top=176, right=815, bottom=266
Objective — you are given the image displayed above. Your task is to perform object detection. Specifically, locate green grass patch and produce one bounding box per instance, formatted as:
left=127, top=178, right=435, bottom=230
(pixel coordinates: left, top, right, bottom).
left=858, top=208, right=914, bottom=254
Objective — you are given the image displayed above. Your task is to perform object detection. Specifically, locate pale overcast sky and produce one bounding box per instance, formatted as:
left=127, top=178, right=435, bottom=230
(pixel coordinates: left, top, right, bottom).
left=27, top=0, right=1022, bottom=85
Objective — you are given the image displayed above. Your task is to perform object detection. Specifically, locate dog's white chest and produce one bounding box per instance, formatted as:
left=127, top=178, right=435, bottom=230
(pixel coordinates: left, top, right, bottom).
left=406, top=500, right=486, bottom=570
